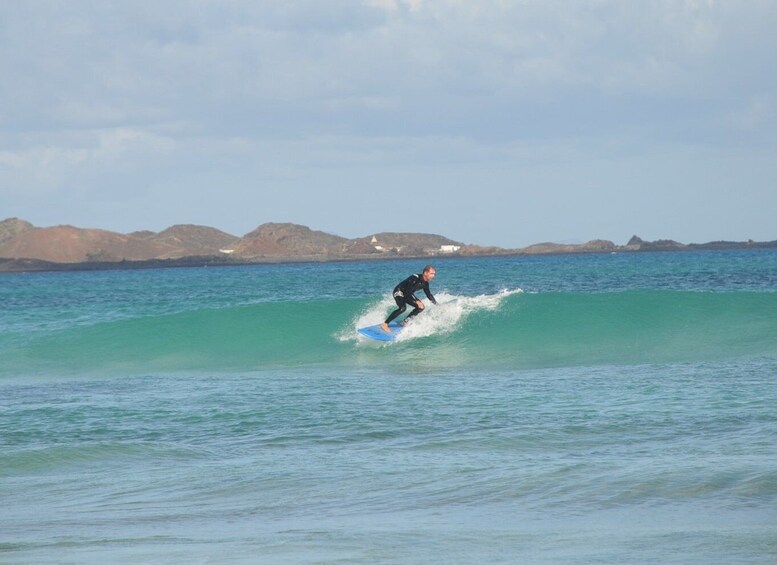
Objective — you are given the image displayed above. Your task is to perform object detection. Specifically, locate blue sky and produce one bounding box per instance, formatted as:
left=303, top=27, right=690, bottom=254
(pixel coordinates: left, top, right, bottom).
left=1, top=0, right=775, bottom=247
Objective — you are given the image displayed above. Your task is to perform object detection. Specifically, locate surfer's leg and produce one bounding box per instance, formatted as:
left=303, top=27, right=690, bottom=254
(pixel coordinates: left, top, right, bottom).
left=383, top=297, right=407, bottom=330
left=404, top=300, right=424, bottom=322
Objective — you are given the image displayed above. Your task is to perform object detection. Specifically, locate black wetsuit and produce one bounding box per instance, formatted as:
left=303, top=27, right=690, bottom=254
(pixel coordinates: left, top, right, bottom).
left=384, top=273, right=438, bottom=325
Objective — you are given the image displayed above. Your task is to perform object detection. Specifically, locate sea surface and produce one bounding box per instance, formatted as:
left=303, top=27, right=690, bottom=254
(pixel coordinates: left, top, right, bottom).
left=1, top=250, right=776, bottom=564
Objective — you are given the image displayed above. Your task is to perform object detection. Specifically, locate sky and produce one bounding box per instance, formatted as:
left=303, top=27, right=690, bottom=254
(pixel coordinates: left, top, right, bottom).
left=1, top=0, right=776, bottom=248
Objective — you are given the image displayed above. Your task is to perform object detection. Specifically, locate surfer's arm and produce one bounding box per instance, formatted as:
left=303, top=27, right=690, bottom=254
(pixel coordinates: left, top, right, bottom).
left=423, top=283, right=437, bottom=305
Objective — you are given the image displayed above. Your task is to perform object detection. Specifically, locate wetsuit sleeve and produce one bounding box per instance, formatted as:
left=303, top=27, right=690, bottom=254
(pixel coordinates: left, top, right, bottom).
left=423, top=282, right=437, bottom=304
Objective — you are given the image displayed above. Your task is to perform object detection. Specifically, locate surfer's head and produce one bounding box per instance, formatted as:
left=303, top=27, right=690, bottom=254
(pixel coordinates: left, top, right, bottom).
left=422, top=265, right=436, bottom=282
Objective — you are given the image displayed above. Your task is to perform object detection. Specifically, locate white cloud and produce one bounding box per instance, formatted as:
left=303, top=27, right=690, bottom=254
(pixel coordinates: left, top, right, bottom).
left=1, top=0, right=775, bottom=243
left=727, top=95, right=776, bottom=132
left=3, top=1, right=771, bottom=141
left=0, top=127, right=175, bottom=196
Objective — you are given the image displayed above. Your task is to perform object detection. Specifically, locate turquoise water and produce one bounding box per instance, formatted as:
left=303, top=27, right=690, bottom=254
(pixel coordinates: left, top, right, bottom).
left=1, top=251, right=776, bottom=563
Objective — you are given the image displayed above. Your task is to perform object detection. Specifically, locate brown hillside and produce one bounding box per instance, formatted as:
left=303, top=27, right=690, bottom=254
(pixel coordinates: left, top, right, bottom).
left=358, top=232, right=464, bottom=254
left=147, top=225, right=239, bottom=255
left=233, top=223, right=348, bottom=258
left=0, top=218, right=34, bottom=244
left=0, top=225, right=179, bottom=263
left=521, top=240, right=616, bottom=254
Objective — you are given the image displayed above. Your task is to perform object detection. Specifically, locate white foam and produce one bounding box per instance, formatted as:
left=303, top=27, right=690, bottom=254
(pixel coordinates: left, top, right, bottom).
left=337, top=296, right=398, bottom=343
left=341, top=288, right=523, bottom=343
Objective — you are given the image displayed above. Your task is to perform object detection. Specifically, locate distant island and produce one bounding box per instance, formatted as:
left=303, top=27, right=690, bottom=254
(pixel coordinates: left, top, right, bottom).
left=0, top=217, right=775, bottom=273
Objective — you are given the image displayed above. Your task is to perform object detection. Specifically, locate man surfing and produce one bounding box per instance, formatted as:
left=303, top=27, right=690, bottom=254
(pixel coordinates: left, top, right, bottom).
left=381, top=265, right=438, bottom=333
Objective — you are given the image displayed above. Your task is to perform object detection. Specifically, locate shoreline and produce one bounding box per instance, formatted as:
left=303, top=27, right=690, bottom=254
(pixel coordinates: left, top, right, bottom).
left=2, top=241, right=776, bottom=274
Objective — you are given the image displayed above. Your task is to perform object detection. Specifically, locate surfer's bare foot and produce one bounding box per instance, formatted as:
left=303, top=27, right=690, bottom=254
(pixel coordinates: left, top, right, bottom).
left=381, top=322, right=391, bottom=333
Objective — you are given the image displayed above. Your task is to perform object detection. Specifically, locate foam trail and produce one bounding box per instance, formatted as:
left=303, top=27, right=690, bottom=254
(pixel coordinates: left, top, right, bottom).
left=396, top=289, right=522, bottom=342
left=337, top=296, right=397, bottom=342
left=342, top=289, right=523, bottom=343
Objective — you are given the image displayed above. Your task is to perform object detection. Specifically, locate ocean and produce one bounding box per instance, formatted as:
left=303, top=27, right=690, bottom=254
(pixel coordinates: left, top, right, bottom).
left=1, top=250, right=776, bottom=564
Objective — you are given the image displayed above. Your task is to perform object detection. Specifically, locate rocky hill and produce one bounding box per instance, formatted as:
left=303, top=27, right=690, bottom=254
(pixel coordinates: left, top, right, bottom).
left=0, top=218, right=471, bottom=269
left=0, top=218, right=34, bottom=244
left=231, top=223, right=348, bottom=258
left=352, top=232, right=464, bottom=256
left=135, top=224, right=239, bottom=255
left=0, top=218, right=774, bottom=272
left=521, top=240, right=617, bottom=254
left=0, top=224, right=174, bottom=263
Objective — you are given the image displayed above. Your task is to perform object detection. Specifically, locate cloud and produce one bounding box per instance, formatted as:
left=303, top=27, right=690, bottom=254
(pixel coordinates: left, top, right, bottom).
left=3, top=2, right=773, bottom=140
left=1, top=1, right=775, bottom=243
left=0, top=127, right=175, bottom=196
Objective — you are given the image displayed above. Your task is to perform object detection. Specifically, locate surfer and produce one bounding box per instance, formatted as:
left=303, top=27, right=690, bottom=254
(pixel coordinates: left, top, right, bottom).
left=381, top=265, right=438, bottom=333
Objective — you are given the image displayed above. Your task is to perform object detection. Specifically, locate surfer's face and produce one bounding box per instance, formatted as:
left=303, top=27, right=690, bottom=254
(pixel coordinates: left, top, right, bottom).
left=423, top=269, right=436, bottom=282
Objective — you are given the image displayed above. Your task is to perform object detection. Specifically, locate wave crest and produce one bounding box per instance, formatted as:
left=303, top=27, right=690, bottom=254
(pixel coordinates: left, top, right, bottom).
left=345, top=289, right=524, bottom=343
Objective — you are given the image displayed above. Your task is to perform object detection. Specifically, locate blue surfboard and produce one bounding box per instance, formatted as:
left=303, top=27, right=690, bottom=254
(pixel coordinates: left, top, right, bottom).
left=357, top=322, right=405, bottom=342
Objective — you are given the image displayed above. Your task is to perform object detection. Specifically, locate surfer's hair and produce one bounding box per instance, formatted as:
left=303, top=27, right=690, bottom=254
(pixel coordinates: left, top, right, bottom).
left=423, top=265, right=436, bottom=273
